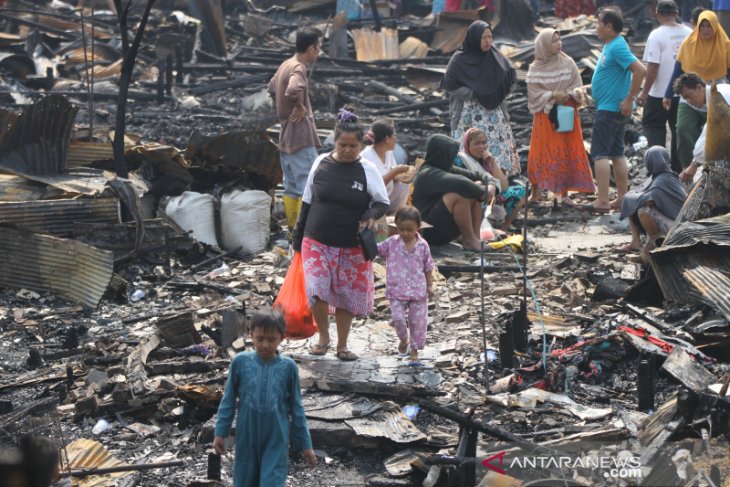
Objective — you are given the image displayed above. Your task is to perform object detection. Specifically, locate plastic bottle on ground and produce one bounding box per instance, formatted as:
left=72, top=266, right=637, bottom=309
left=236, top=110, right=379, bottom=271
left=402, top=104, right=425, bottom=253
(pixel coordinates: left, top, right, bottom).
left=92, top=419, right=109, bottom=434
left=130, top=289, right=145, bottom=302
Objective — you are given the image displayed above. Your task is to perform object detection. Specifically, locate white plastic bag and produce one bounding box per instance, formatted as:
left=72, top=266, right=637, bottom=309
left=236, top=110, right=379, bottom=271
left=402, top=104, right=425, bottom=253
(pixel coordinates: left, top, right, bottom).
left=220, top=190, right=271, bottom=254
left=164, top=191, right=218, bottom=247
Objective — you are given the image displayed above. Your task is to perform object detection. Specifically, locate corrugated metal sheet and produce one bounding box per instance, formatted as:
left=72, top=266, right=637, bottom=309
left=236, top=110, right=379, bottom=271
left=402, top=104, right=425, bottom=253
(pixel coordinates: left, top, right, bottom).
left=683, top=266, right=730, bottom=322
left=65, top=438, right=130, bottom=487
left=0, top=173, right=63, bottom=201
left=0, top=226, right=113, bottom=308
left=650, top=221, right=730, bottom=312
left=12, top=168, right=112, bottom=195
left=185, top=130, right=281, bottom=191
left=0, top=94, right=78, bottom=175
left=60, top=44, right=120, bottom=65
left=399, top=36, right=429, bottom=59
left=431, top=10, right=476, bottom=54
left=90, top=58, right=123, bottom=81
left=345, top=401, right=426, bottom=443
left=0, top=198, right=119, bottom=237
left=67, top=140, right=114, bottom=168
left=352, top=28, right=399, bottom=62
left=17, top=14, right=113, bottom=40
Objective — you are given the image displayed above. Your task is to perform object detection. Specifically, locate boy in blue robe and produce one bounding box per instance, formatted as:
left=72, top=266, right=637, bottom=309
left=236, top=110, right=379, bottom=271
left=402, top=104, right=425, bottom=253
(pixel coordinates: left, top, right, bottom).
left=213, top=310, right=316, bottom=486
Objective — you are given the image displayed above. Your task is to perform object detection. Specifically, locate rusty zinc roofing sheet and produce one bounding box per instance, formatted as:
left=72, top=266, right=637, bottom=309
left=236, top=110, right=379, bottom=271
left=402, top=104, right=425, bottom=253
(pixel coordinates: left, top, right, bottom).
left=67, top=140, right=115, bottom=168
left=683, top=265, right=730, bottom=322
left=650, top=220, right=730, bottom=315
left=0, top=94, right=78, bottom=175
left=64, top=438, right=131, bottom=487
left=0, top=226, right=113, bottom=308
left=0, top=197, right=119, bottom=237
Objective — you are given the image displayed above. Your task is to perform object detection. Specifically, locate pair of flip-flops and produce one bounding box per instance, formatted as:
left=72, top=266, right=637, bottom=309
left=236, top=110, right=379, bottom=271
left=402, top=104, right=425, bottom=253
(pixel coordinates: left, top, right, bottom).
left=309, top=342, right=358, bottom=361
left=397, top=343, right=422, bottom=366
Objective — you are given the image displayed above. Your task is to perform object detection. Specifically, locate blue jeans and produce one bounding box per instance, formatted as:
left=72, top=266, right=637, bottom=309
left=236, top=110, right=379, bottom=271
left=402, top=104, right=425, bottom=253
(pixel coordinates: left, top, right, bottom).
left=280, top=146, right=317, bottom=198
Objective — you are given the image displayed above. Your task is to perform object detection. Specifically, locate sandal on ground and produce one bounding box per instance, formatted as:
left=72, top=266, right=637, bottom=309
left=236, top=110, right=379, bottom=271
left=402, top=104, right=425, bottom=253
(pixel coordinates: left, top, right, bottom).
left=462, top=247, right=483, bottom=254
left=336, top=350, right=358, bottom=361
left=407, top=360, right=423, bottom=367
left=309, top=342, right=330, bottom=356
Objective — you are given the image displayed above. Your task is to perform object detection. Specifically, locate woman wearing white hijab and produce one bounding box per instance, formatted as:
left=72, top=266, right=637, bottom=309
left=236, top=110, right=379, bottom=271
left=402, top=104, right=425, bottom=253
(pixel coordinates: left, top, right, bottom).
left=526, top=28, right=594, bottom=203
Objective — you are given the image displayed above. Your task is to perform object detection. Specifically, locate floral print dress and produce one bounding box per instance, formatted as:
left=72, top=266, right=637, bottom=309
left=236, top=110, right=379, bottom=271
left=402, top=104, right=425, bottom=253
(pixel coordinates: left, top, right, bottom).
left=453, top=98, right=521, bottom=175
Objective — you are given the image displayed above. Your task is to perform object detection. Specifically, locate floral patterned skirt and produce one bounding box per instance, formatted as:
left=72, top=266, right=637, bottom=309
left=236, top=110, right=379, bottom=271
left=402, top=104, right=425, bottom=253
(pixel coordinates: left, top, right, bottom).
left=527, top=110, right=595, bottom=195
left=453, top=99, right=521, bottom=175
left=301, top=237, right=374, bottom=316
left=498, top=185, right=527, bottom=214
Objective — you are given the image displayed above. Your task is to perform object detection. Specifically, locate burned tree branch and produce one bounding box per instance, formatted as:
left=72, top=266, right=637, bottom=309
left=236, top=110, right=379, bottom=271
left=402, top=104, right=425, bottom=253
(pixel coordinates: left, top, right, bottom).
left=112, top=0, right=157, bottom=178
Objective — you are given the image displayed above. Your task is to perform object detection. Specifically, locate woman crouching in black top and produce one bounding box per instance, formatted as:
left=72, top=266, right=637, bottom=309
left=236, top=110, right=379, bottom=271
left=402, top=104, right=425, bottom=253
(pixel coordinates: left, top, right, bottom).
left=293, top=108, right=390, bottom=361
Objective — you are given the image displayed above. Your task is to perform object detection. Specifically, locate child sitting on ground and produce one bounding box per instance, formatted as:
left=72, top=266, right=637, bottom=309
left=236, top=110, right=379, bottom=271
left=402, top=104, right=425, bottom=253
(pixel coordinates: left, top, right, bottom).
left=377, top=206, right=435, bottom=365
left=213, top=309, right=316, bottom=486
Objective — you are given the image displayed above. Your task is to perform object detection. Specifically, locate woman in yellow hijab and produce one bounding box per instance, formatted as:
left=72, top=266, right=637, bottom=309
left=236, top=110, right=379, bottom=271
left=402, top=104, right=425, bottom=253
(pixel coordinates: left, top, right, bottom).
left=663, top=10, right=730, bottom=169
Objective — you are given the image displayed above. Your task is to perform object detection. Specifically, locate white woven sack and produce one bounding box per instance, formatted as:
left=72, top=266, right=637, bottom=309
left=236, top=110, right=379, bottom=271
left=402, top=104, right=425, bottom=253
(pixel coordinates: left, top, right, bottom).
left=164, top=191, right=218, bottom=247
left=220, top=190, right=271, bottom=254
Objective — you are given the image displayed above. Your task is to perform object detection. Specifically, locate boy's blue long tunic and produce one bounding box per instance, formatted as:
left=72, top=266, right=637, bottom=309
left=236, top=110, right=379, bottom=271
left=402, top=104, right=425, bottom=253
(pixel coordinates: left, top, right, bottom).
left=214, top=352, right=312, bottom=487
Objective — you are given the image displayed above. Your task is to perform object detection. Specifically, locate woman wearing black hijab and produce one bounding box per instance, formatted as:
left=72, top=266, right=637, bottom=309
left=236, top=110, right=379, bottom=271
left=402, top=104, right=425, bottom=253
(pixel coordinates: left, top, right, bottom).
left=619, top=146, right=687, bottom=260
left=412, top=134, right=500, bottom=251
left=443, top=21, right=520, bottom=175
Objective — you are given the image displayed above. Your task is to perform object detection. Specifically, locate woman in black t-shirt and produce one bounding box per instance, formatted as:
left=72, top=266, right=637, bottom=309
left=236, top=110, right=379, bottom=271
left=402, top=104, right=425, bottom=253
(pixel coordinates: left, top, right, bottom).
left=292, top=109, right=390, bottom=361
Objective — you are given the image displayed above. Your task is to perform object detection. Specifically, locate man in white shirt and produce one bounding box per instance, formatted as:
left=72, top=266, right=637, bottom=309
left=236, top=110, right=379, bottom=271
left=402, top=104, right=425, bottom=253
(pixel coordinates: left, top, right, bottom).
left=638, top=0, right=692, bottom=172
left=679, top=82, right=730, bottom=183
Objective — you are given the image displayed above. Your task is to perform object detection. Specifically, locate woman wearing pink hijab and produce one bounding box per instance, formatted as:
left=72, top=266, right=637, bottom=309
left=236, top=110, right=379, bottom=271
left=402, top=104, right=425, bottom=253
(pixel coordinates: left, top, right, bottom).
left=526, top=28, right=595, bottom=203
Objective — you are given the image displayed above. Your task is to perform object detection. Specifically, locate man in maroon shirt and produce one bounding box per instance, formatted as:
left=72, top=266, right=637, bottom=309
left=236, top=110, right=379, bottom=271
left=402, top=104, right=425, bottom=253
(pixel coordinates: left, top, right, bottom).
left=268, top=27, right=323, bottom=231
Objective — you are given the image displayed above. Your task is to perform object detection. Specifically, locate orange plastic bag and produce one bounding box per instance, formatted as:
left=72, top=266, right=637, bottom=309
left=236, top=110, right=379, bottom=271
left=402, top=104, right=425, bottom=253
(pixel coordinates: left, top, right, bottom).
left=273, top=252, right=317, bottom=339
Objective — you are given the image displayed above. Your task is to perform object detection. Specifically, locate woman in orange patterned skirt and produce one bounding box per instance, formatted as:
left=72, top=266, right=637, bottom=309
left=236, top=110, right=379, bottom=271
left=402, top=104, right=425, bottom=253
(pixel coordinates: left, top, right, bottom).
left=526, top=28, right=595, bottom=203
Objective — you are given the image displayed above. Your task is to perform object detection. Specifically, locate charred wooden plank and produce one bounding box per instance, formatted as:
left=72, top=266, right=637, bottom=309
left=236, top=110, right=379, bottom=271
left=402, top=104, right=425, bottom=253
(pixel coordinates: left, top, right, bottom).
left=147, top=359, right=229, bottom=375
left=156, top=312, right=201, bottom=348
left=187, top=73, right=269, bottom=95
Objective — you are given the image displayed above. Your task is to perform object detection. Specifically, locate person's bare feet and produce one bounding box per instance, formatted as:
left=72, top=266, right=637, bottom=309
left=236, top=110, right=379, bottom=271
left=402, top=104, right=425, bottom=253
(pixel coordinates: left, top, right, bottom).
left=408, top=348, right=422, bottom=366
left=583, top=200, right=611, bottom=213
left=463, top=238, right=482, bottom=251
left=609, top=198, right=622, bottom=211
left=398, top=340, right=408, bottom=356
left=618, top=243, right=641, bottom=254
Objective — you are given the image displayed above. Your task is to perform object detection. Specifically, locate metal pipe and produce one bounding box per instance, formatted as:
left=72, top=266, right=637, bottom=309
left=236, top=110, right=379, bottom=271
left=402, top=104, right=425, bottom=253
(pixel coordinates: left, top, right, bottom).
left=480, top=240, right=490, bottom=390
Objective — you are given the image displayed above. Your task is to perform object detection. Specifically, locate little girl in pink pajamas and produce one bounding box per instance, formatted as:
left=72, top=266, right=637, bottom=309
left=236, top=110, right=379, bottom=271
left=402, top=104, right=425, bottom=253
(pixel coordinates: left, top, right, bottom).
left=377, top=206, right=434, bottom=364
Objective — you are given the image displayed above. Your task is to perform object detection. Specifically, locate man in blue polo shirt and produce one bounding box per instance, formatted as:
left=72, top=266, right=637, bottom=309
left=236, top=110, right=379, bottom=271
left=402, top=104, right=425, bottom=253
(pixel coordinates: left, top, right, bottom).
left=588, top=7, right=646, bottom=213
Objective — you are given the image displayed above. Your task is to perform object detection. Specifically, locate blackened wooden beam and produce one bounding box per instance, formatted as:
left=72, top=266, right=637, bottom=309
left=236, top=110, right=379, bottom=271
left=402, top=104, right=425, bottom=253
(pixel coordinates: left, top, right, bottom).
left=372, top=98, right=449, bottom=115
left=182, top=62, right=363, bottom=76
left=186, top=74, right=269, bottom=95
